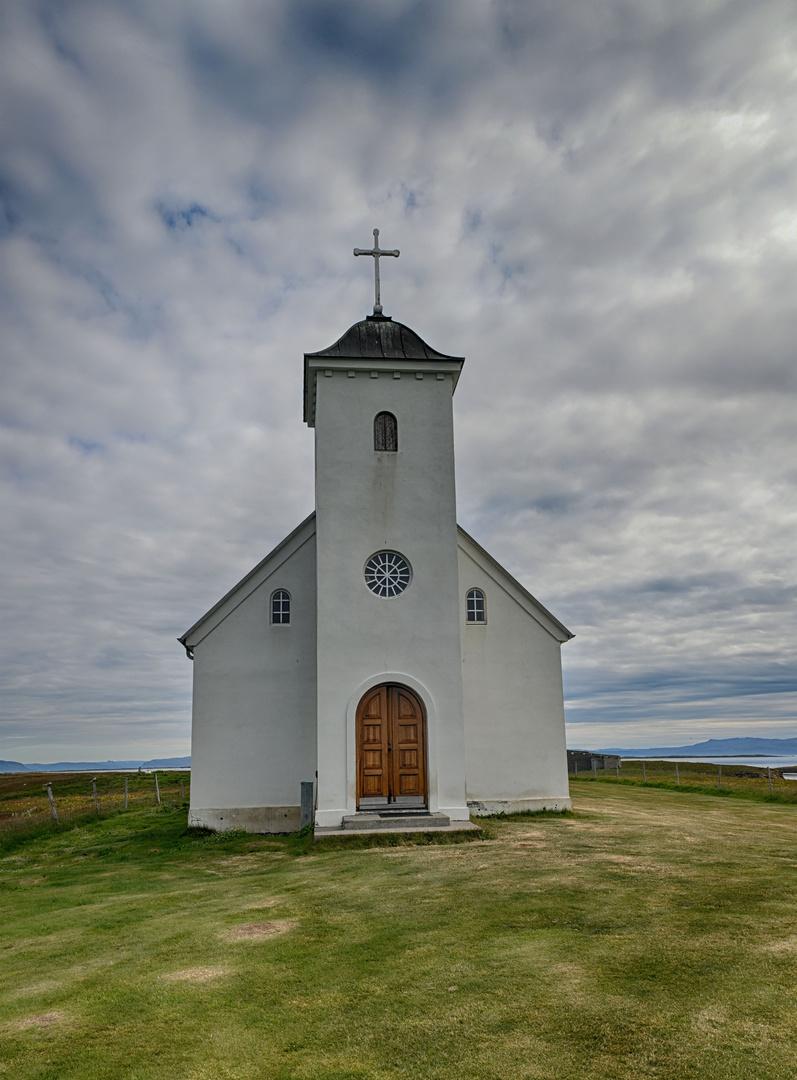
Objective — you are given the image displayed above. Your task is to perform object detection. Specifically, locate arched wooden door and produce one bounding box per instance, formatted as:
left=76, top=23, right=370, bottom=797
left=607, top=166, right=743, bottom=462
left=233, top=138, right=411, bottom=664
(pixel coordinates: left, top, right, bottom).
left=356, top=684, right=427, bottom=809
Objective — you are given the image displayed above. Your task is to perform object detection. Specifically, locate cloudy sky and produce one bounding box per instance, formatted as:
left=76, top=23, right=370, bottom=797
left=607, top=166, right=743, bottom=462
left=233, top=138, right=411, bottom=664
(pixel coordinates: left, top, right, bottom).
left=2, top=0, right=796, bottom=761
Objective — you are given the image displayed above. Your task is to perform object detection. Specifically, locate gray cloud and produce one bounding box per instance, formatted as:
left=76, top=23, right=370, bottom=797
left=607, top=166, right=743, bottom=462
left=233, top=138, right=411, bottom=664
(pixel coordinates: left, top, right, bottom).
left=0, top=0, right=795, bottom=757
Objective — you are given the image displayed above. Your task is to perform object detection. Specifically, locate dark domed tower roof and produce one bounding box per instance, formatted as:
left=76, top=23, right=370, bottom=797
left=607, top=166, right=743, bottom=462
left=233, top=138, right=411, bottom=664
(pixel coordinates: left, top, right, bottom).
left=305, top=314, right=463, bottom=362
left=303, top=314, right=465, bottom=426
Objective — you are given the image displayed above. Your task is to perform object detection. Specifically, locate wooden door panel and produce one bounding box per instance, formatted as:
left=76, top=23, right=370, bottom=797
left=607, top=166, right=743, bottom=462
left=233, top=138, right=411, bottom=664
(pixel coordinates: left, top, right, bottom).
left=362, top=774, right=383, bottom=796
left=356, top=685, right=389, bottom=803
left=357, top=684, right=426, bottom=807
left=389, top=686, right=426, bottom=806
left=396, top=692, right=417, bottom=718
left=361, top=692, right=383, bottom=719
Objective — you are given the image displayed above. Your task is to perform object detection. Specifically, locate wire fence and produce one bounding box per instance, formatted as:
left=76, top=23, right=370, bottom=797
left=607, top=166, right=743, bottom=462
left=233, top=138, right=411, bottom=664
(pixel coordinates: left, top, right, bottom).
left=569, top=759, right=797, bottom=802
left=0, top=770, right=191, bottom=836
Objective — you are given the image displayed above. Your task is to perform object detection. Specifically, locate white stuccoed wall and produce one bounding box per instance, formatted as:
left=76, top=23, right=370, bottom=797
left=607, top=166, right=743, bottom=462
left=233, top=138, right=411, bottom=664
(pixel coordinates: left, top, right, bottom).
left=458, top=536, right=572, bottom=813
left=310, top=359, right=469, bottom=826
left=186, top=526, right=317, bottom=832
left=180, top=322, right=573, bottom=834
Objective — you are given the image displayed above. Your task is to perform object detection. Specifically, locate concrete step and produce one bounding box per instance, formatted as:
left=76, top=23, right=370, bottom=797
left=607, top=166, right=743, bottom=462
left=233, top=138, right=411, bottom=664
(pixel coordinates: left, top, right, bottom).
left=341, top=811, right=451, bottom=831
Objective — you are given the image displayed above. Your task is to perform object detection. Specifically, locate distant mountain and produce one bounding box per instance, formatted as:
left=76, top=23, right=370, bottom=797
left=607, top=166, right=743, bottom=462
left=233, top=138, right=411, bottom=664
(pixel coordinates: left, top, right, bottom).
left=0, top=756, right=191, bottom=774
left=593, top=737, right=797, bottom=757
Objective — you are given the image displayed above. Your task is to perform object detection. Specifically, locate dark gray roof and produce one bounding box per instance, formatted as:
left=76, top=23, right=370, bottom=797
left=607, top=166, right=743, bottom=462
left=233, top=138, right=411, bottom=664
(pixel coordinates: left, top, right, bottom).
left=305, top=314, right=462, bottom=361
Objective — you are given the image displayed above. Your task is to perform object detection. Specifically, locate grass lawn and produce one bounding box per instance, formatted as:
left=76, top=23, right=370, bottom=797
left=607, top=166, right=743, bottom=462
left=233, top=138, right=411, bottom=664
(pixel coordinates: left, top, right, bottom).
left=2, top=781, right=797, bottom=1079
left=571, top=758, right=797, bottom=802
left=0, top=771, right=190, bottom=834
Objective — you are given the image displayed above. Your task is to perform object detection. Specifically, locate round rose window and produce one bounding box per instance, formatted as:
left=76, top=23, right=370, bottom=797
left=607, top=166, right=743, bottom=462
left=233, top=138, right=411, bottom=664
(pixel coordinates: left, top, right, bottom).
left=364, top=551, right=411, bottom=598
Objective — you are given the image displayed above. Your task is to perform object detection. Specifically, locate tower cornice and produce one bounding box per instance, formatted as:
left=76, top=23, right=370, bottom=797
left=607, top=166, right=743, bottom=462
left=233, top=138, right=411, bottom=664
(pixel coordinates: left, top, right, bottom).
left=303, top=317, right=464, bottom=426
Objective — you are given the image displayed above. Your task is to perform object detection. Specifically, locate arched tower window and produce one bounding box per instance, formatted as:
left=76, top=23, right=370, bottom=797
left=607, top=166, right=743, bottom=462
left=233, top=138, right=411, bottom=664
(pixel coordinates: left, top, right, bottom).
left=271, top=590, right=291, bottom=625
left=466, top=588, right=485, bottom=623
left=374, top=412, right=398, bottom=452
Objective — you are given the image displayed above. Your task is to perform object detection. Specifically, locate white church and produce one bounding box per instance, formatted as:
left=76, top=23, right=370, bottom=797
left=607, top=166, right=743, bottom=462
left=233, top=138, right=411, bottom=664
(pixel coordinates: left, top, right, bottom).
left=179, top=232, right=573, bottom=834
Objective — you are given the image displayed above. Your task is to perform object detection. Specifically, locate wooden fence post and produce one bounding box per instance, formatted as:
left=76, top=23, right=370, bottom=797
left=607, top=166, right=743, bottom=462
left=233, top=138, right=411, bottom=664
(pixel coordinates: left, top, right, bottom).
left=154, top=772, right=161, bottom=805
left=767, top=767, right=773, bottom=795
left=92, top=777, right=99, bottom=813
left=180, top=779, right=185, bottom=800
left=675, top=763, right=679, bottom=787
left=616, top=762, right=620, bottom=779
left=592, top=759, right=597, bottom=779
left=718, top=765, right=722, bottom=789
left=124, top=776, right=128, bottom=809
left=642, top=762, right=646, bottom=783
left=45, top=783, right=58, bottom=824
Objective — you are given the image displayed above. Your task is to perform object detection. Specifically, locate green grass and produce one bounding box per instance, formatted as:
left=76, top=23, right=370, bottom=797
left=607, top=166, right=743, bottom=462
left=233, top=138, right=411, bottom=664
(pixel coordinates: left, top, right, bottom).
left=2, top=781, right=797, bottom=1079
left=570, top=758, right=797, bottom=803
left=0, top=771, right=190, bottom=838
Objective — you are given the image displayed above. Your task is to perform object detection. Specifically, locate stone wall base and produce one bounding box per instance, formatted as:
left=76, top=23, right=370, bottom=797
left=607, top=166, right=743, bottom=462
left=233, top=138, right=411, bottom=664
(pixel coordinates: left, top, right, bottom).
left=188, top=806, right=301, bottom=834
left=467, top=797, right=572, bottom=816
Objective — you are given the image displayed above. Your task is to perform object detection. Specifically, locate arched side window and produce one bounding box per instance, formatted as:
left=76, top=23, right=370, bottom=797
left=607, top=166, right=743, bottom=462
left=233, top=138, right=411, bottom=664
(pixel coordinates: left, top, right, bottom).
left=466, top=588, right=485, bottom=623
left=271, top=590, right=291, bottom=625
left=374, top=411, right=398, bottom=452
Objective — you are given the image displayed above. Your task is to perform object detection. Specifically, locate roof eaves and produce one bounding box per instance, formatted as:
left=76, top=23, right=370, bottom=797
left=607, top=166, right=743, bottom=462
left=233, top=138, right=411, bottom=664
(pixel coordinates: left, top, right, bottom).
left=305, top=317, right=463, bottom=362
left=178, top=511, right=316, bottom=646
left=456, top=524, right=575, bottom=641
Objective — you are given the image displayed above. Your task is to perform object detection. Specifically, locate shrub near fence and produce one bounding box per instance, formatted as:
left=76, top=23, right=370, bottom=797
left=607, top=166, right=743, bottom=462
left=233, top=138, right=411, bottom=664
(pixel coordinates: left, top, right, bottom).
left=0, top=770, right=190, bottom=837
left=568, top=759, right=797, bottom=803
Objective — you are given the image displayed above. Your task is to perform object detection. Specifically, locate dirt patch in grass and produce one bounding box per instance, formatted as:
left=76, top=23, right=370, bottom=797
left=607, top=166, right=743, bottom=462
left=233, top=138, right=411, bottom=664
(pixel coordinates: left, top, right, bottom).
left=13, top=1011, right=66, bottom=1031
left=10, top=981, right=60, bottom=998
left=762, top=935, right=797, bottom=954
left=219, top=854, right=263, bottom=867
left=201, top=853, right=284, bottom=877
left=227, top=919, right=295, bottom=941
left=224, top=853, right=286, bottom=869
left=162, top=966, right=227, bottom=983
left=692, top=1005, right=730, bottom=1035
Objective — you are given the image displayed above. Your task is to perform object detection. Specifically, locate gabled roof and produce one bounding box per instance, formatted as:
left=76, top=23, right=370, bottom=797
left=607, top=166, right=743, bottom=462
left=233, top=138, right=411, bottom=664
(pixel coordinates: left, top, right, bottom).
left=305, top=314, right=463, bottom=361
left=456, top=525, right=574, bottom=643
left=178, top=512, right=315, bottom=650
left=178, top=512, right=573, bottom=651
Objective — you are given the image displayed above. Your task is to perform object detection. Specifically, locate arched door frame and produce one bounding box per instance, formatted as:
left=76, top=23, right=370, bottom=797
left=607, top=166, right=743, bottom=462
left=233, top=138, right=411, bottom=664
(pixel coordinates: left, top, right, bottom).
left=356, top=683, right=427, bottom=808
left=345, top=673, right=438, bottom=815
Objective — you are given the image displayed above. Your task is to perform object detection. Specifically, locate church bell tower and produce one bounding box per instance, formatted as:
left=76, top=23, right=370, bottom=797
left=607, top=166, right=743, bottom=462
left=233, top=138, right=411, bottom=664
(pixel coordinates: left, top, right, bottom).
left=304, top=231, right=470, bottom=827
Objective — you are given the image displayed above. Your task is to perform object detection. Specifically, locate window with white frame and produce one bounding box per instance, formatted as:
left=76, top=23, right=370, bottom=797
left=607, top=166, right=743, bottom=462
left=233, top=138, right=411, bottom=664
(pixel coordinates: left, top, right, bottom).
left=374, top=411, right=398, bottom=451
left=364, top=551, right=411, bottom=597
left=466, top=588, right=485, bottom=623
left=271, top=590, right=291, bottom=625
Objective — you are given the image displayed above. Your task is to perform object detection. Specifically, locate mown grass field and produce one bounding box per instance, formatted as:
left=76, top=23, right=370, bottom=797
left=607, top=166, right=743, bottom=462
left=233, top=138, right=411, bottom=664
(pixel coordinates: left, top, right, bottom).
left=571, top=758, right=797, bottom=802
left=2, top=780, right=797, bottom=1079
left=0, top=771, right=190, bottom=835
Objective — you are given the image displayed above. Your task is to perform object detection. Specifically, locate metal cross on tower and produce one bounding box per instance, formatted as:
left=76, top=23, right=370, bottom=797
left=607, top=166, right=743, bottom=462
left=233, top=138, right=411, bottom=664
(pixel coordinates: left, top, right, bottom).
left=353, top=228, right=400, bottom=315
